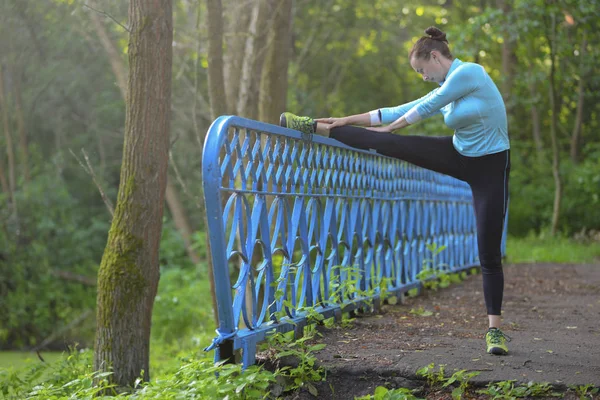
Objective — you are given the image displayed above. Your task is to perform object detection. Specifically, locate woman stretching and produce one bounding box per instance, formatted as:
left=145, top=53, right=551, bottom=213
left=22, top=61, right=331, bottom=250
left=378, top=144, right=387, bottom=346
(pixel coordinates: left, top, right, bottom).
left=280, top=26, right=511, bottom=355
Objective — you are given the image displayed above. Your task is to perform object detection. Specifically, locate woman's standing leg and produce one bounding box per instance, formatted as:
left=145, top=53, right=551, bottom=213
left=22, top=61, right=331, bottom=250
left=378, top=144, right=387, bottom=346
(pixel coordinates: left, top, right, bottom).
left=464, top=150, right=511, bottom=354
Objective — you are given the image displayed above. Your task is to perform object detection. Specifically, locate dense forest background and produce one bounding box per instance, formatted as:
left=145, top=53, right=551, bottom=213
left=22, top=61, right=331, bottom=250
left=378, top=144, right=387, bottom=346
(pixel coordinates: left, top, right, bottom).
left=1, top=0, right=599, bottom=356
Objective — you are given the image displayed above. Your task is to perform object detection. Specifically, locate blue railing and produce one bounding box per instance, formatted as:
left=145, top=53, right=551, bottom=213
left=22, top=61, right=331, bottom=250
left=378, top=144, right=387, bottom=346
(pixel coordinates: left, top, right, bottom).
left=202, top=116, right=501, bottom=368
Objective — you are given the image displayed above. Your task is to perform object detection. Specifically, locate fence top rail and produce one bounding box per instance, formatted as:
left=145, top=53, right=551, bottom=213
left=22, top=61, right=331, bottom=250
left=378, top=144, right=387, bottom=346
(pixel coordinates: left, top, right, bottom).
left=202, top=115, right=473, bottom=201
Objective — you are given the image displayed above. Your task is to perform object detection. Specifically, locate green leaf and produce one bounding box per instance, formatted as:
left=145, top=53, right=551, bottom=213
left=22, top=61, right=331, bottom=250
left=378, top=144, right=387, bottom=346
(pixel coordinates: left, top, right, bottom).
left=235, top=383, right=246, bottom=393
left=307, top=382, right=319, bottom=396
left=374, top=386, right=389, bottom=398
left=309, top=344, right=326, bottom=352
left=451, top=386, right=464, bottom=399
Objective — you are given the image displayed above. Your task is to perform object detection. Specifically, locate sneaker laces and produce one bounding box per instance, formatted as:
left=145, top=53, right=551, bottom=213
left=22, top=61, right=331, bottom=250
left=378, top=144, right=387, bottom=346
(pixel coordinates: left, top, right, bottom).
left=487, top=328, right=511, bottom=344
left=290, top=116, right=315, bottom=142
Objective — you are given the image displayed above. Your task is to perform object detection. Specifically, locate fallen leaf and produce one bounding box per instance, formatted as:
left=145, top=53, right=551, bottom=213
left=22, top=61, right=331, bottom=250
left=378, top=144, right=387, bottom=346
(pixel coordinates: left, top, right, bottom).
left=546, top=350, right=554, bottom=354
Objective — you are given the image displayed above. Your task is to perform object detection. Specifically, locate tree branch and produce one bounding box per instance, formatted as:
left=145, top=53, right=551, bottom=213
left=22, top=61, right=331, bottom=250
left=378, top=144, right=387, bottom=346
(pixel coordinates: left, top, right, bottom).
left=32, top=309, right=94, bottom=351
left=69, top=148, right=114, bottom=217
left=84, top=3, right=130, bottom=33
left=169, top=151, right=203, bottom=210
left=51, top=269, right=97, bottom=286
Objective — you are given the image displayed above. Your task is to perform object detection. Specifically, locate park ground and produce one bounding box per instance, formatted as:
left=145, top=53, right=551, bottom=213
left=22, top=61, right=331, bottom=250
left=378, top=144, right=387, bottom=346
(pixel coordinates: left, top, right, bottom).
left=277, top=263, right=600, bottom=399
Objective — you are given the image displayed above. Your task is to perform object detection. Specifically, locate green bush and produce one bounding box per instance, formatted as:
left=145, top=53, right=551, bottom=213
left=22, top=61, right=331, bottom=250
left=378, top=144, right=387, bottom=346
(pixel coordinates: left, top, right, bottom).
left=508, top=144, right=600, bottom=237
left=151, top=267, right=214, bottom=349
left=0, top=175, right=106, bottom=349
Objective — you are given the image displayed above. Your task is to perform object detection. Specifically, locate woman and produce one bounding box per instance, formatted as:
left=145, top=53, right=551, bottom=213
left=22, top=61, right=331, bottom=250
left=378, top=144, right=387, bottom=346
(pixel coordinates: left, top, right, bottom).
left=280, top=26, right=511, bottom=355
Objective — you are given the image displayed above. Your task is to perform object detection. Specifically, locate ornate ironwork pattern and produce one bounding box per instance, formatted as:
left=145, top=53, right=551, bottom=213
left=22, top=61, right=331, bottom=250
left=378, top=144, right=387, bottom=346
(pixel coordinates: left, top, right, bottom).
left=202, top=116, right=499, bottom=368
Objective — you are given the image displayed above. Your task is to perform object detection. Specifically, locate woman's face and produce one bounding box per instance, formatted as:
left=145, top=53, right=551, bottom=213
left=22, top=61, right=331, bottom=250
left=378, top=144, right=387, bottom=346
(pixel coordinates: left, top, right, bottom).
left=410, top=52, right=446, bottom=83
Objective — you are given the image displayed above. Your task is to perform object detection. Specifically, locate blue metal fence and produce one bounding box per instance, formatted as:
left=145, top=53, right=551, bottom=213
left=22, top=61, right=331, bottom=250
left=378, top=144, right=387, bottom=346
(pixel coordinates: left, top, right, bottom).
left=202, top=116, right=501, bottom=368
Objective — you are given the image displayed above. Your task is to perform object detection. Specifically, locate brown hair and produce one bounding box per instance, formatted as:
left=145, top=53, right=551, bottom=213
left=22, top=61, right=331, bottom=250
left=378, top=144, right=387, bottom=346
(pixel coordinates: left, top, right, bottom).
left=409, top=27, right=453, bottom=61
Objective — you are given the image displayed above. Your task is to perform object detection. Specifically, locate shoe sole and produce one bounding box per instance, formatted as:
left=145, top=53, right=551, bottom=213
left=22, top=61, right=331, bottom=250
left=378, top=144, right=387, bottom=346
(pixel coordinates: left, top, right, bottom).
left=279, top=113, right=287, bottom=128
left=488, top=347, right=508, bottom=355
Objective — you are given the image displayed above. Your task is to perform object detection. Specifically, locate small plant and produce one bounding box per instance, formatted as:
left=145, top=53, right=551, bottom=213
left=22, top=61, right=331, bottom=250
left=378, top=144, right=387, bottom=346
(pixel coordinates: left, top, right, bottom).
left=355, top=385, right=424, bottom=400
left=268, top=328, right=327, bottom=396
left=524, top=381, right=561, bottom=397
left=416, top=243, right=452, bottom=292
left=478, top=379, right=556, bottom=399
left=409, top=307, right=433, bottom=317
left=479, top=380, right=523, bottom=399
left=416, top=364, right=481, bottom=399
left=569, top=384, right=599, bottom=400
left=442, top=369, right=481, bottom=399
left=416, top=363, right=447, bottom=387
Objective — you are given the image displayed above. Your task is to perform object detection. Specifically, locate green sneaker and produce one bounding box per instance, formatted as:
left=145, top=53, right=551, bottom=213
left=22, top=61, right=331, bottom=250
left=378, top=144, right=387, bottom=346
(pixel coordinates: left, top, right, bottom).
left=280, top=112, right=316, bottom=135
left=486, top=328, right=510, bottom=355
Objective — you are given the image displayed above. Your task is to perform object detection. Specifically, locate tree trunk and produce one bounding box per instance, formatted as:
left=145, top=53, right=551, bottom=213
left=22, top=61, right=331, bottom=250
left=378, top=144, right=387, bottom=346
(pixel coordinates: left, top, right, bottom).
left=94, top=0, right=172, bottom=386
left=547, top=13, right=561, bottom=235
left=236, top=0, right=269, bottom=118
left=0, top=67, right=17, bottom=211
left=570, top=34, right=587, bottom=163
left=14, top=74, right=30, bottom=183
left=496, top=0, right=517, bottom=111
left=89, top=2, right=202, bottom=271
left=258, top=0, right=292, bottom=124
left=206, top=0, right=227, bottom=119
left=0, top=153, right=8, bottom=196
left=529, top=81, right=544, bottom=155
left=223, top=0, right=251, bottom=114
left=204, top=0, right=227, bottom=328
left=248, top=5, right=271, bottom=122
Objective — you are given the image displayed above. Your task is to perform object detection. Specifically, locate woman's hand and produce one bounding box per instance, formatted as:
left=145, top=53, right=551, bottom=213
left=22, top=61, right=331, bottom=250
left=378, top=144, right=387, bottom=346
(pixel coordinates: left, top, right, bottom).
left=315, top=117, right=348, bottom=129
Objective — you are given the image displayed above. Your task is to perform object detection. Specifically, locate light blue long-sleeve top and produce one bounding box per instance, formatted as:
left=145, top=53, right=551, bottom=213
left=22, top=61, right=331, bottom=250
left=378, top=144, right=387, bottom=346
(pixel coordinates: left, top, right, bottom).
left=377, top=58, right=510, bottom=157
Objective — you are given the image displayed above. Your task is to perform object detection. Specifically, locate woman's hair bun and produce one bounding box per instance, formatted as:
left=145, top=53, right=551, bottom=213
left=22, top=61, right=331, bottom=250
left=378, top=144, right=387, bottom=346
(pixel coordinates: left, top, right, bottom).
left=425, top=26, right=448, bottom=43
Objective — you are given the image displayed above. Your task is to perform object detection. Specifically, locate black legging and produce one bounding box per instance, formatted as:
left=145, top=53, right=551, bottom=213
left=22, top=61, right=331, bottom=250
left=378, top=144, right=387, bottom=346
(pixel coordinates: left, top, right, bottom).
left=330, top=126, right=510, bottom=316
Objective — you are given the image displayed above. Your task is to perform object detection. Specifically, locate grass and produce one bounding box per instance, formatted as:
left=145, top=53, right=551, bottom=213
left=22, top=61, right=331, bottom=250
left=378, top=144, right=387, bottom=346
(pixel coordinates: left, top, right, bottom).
left=506, top=234, right=600, bottom=264
left=0, top=351, right=63, bottom=371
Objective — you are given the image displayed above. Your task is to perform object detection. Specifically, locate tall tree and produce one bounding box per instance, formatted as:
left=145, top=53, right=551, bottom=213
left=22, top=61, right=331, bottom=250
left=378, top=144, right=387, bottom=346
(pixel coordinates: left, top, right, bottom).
left=259, top=0, right=293, bottom=124
left=545, top=8, right=562, bottom=235
left=13, top=73, right=30, bottom=183
left=204, top=0, right=227, bottom=327
left=496, top=0, right=517, bottom=111
left=206, top=0, right=227, bottom=119
left=236, top=0, right=269, bottom=119
left=0, top=67, right=17, bottom=213
left=223, top=0, right=251, bottom=114
left=570, top=32, right=587, bottom=163
left=94, top=0, right=172, bottom=387
left=86, top=2, right=201, bottom=269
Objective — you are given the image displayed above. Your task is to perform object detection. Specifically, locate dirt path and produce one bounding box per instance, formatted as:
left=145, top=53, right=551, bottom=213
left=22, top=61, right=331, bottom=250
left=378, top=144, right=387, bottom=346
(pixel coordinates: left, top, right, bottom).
left=284, top=263, right=600, bottom=399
